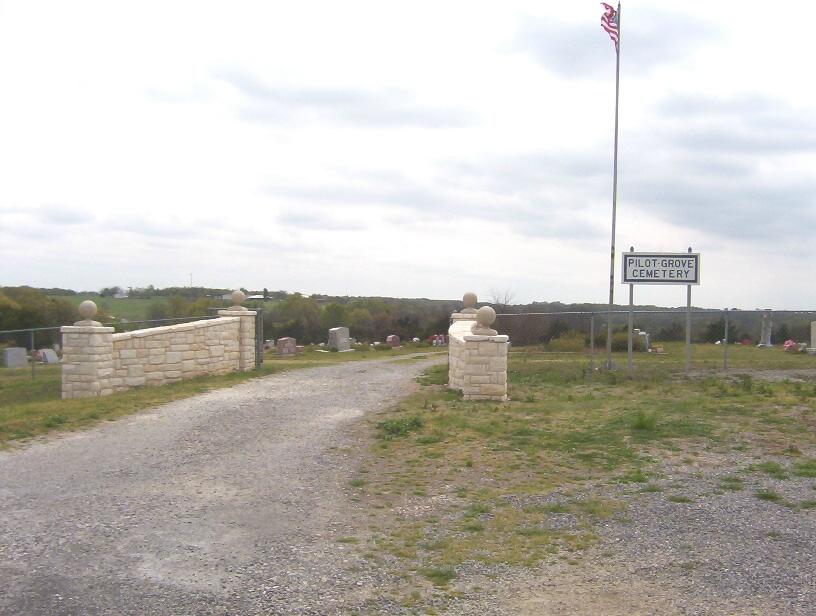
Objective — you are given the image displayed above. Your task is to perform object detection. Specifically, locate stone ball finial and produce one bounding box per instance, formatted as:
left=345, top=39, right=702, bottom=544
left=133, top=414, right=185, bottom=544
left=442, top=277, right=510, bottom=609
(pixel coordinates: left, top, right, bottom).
left=229, top=290, right=248, bottom=311
left=79, top=300, right=98, bottom=320
left=471, top=305, right=498, bottom=336
left=74, top=300, right=102, bottom=326
left=461, top=291, right=478, bottom=314
left=477, top=305, right=496, bottom=327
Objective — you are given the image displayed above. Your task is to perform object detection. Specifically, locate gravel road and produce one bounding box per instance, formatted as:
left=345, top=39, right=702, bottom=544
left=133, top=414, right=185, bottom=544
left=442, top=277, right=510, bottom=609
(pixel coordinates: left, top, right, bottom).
left=0, top=355, right=443, bottom=616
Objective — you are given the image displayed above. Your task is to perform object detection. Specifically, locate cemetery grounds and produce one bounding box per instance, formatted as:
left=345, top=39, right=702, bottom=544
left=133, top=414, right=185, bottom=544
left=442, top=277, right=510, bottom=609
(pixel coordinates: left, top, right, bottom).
left=2, top=341, right=816, bottom=613
left=344, top=342, right=816, bottom=613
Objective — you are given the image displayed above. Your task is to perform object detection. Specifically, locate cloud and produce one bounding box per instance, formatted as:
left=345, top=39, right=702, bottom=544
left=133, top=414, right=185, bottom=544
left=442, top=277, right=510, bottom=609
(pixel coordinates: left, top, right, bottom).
left=515, top=9, right=718, bottom=78
left=277, top=209, right=366, bottom=232
left=265, top=153, right=609, bottom=242
left=658, top=94, right=816, bottom=155
left=621, top=94, right=816, bottom=240
left=36, top=204, right=95, bottom=226
left=213, top=69, right=475, bottom=128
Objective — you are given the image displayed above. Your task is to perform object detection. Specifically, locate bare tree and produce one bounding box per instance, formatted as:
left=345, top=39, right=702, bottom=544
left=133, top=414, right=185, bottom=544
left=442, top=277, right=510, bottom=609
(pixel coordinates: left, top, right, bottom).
left=489, top=289, right=515, bottom=313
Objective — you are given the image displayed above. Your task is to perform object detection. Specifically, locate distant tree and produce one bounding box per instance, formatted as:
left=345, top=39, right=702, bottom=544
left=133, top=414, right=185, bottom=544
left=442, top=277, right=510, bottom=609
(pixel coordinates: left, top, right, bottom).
left=263, top=288, right=269, bottom=301
left=348, top=307, right=375, bottom=341
left=775, top=323, right=791, bottom=342
left=147, top=300, right=168, bottom=320
left=321, top=302, right=347, bottom=331
left=655, top=322, right=685, bottom=342
left=702, top=318, right=738, bottom=343
left=490, top=289, right=515, bottom=313
left=99, top=286, right=122, bottom=297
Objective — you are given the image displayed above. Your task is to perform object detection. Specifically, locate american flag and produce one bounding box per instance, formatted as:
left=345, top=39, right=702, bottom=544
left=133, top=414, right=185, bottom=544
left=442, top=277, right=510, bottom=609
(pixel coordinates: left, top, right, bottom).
left=601, top=3, right=619, bottom=52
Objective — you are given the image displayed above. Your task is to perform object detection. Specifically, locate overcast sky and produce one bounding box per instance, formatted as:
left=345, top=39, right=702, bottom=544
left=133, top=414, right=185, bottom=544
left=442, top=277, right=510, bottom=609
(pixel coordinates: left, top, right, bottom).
left=1, top=1, right=813, bottom=308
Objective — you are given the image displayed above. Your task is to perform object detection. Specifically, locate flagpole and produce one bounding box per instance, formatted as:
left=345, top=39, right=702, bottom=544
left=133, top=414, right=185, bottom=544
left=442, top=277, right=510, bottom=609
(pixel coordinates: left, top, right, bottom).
left=605, top=2, right=621, bottom=370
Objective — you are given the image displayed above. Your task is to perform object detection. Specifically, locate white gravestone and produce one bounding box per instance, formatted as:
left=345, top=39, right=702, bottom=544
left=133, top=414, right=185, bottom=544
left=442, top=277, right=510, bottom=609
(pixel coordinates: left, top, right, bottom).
left=1, top=347, right=27, bottom=368
left=39, top=348, right=60, bottom=364
left=328, top=327, right=351, bottom=351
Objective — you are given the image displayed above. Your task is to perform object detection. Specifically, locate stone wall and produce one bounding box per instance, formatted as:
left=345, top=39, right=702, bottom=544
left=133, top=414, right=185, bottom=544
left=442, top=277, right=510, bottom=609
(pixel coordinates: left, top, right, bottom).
left=109, top=318, right=241, bottom=392
left=61, top=297, right=257, bottom=399
left=448, top=313, right=477, bottom=391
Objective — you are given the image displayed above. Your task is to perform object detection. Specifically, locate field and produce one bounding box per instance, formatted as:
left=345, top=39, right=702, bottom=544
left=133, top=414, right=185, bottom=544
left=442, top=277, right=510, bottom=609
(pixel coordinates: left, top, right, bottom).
left=342, top=342, right=816, bottom=609
left=50, top=294, right=165, bottom=322
left=0, top=345, right=443, bottom=448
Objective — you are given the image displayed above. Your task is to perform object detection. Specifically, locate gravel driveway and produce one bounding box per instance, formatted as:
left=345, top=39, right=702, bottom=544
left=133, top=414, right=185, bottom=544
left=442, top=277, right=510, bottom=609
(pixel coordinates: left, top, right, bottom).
left=0, top=355, right=444, bottom=616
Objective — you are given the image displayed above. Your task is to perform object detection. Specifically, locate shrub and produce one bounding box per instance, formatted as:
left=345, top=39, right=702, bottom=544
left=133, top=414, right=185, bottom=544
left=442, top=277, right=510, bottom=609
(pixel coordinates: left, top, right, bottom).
left=547, top=331, right=586, bottom=353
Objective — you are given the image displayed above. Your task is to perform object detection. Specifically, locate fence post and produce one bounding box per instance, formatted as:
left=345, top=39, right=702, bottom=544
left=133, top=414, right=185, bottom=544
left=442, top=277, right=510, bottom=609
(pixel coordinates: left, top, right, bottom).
left=29, top=329, right=35, bottom=380
left=685, top=246, right=693, bottom=372
left=589, top=314, right=595, bottom=378
left=723, top=308, right=730, bottom=370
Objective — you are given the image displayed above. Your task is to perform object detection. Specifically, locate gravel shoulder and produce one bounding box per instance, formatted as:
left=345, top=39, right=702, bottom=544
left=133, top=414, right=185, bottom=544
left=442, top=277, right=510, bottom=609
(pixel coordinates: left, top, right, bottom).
left=444, top=450, right=816, bottom=616
left=0, top=354, right=444, bottom=616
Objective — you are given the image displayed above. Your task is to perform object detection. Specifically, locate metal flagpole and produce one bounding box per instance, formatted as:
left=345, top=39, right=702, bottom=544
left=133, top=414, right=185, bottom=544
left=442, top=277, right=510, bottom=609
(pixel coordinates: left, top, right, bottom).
left=605, top=2, right=621, bottom=370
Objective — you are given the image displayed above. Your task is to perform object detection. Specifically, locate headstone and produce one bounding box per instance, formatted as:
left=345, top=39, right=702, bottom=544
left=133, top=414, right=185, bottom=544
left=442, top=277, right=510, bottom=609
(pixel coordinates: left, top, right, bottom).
left=39, top=348, right=60, bottom=364
left=328, top=327, right=350, bottom=351
left=386, top=334, right=400, bottom=348
left=758, top=310, right=773, bottom=347
left=412, top=337, right=420, bottom=343
left=1, top=347, right=27, bottom=368
left=276, top=337, right=298, bottom=356
left=638, top=330, right=650, bottom=351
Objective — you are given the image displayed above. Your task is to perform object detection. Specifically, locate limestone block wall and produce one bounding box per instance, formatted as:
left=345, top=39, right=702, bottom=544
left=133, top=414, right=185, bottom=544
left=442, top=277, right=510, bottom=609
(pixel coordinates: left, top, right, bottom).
left=110, top=318, right=241, bottom=392
left=61, top=310, right=257, bottom=399
left=448, top=313, right=477, bottom=390
left=448, top=314, right=509, bottom=401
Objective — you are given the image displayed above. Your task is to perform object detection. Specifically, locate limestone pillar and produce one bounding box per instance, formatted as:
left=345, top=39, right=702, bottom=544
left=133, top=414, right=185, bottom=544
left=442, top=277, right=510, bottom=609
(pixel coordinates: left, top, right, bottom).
left=448, top=296, right=509, bottom=401
left=218, top=290, right=257, bottom=372
left=60, top=300, right=114, bottom=399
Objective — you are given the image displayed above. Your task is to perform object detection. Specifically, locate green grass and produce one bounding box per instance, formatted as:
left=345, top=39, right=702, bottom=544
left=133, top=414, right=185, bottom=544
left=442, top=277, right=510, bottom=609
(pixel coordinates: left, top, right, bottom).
left=418, top=566, right=456, bottom=587
left=755, top=489, right=783, bottom=502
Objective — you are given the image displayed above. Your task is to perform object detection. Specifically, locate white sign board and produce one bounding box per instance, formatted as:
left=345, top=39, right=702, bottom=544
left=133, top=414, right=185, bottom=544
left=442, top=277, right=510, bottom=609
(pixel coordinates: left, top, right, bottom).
left=622, top=252, right=700, bottom=285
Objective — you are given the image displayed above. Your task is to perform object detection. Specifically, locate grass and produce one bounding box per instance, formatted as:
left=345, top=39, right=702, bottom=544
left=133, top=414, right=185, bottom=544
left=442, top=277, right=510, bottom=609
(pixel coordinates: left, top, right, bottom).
left=348, top=344, right=816, bottom=605
left=0, top=347, right=444, bottom=448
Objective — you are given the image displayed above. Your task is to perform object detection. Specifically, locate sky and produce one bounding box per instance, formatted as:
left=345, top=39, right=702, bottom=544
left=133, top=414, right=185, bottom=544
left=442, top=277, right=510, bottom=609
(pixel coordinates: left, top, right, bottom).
left=1, top=0, right=814, bottom=309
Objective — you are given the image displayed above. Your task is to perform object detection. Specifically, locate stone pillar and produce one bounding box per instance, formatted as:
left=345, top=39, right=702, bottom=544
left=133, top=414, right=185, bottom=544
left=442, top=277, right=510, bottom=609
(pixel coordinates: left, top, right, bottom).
left=218, top=290, right=257, bottom=372
left=448, top=297, right=509, bottom=401
left=810, top=321, right=816, bottom=352
left=60, top=300, right=115, bottom=399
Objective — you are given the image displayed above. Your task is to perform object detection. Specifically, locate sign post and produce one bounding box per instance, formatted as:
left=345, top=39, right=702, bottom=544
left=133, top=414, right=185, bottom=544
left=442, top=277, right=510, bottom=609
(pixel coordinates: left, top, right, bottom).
left=622, top=249, right=701, bottom=373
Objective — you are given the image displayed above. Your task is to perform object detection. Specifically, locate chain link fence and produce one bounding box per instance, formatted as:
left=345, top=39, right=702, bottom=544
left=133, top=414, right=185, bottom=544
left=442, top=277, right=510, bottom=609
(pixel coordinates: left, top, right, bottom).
left=496, top=308, right=816, bottom=373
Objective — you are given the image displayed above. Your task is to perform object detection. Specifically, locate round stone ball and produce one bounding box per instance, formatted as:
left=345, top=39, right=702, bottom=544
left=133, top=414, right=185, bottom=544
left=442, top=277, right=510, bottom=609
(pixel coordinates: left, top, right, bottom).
left=476, top=305, right=496, bottom=327
left=78, top=300, right=98, bottom=320
left=231, top=290, right=246, bottom=305
left=463, top=291, right=477, bottom=309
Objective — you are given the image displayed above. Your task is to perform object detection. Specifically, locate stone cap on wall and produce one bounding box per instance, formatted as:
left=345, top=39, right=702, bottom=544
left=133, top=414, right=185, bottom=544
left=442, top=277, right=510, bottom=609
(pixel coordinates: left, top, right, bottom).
left=60, top=325, right=115, bottom=334
left=112, top=316, right=240, bottom=341
left=463, top=334, right=509, bottom=343
left=451, top=312, right=478, bottom=321
left=217, top=310, right=258, bottom=317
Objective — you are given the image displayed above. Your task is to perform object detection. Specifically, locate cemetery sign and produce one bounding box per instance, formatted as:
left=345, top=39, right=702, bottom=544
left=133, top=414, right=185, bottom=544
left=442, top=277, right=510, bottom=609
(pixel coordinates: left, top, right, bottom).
left=622, top=252, right=700, bottom=285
